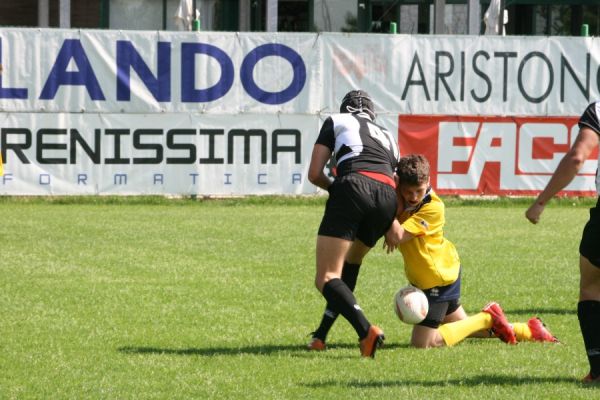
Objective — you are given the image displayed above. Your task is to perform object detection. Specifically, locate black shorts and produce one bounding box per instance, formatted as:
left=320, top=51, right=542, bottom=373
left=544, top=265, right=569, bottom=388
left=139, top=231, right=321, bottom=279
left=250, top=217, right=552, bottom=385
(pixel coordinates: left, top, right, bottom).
left=416, top=274, right=462, bottom=329
left=418, top=299, right=462, bottom=329
left=317, top=173, right=397, bottom=248
left=580, top=196, right=600, bottom=268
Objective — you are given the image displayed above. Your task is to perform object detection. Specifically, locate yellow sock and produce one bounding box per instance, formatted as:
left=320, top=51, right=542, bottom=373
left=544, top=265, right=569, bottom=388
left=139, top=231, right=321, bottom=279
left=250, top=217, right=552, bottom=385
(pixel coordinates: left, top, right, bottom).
left=438, top=312, right=493, bottom=346
left=513, top=322, right=532, bottom=342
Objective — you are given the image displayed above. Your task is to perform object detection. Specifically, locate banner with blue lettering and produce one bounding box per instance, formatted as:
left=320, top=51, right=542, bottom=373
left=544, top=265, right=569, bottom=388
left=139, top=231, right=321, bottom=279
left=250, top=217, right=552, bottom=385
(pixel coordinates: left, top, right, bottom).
left=1, top=28, right=600, bottom=195
left=3, top=29, right=600, bottom=116
left=0, top=29, right=318, bottom=114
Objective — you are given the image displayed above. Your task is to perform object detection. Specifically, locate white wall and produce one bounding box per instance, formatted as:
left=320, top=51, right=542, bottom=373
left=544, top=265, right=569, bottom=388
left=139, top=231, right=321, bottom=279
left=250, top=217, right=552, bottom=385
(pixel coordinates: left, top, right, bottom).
left=109, top=0, right=194, bottom=31
left=109, top=0, right=163, bottom=30
left=312, top=0, right=357, bottom=32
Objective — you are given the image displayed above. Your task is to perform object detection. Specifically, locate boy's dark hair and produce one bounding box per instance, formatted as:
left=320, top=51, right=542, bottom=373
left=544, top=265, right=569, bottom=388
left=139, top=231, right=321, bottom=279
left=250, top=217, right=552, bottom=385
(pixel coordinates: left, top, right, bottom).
left=396, top=154, right=430, bottom=186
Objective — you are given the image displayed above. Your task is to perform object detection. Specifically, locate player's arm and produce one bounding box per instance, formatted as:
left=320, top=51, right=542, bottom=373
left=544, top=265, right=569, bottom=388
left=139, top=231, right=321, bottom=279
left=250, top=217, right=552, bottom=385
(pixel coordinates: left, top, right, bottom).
left=308, top=143, right=333, bottom=191
left=395, top=185, right=406, bottom=218
left=308, top=118, right=335, bottom=191
left=526, top=126, right=599, bottom=224
left=383, top=220, right=415, bottom=253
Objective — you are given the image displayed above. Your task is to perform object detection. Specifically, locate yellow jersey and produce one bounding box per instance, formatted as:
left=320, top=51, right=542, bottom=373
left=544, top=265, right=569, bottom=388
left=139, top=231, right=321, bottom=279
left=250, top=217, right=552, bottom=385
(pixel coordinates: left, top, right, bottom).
left=397, top=189, right=460, bottom=290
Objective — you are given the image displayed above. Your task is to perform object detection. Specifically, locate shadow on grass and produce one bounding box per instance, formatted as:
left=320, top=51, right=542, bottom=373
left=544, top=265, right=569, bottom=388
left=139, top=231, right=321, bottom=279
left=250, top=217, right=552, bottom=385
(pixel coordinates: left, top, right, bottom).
left=302, top=374, right=578, bottom=388
left=118, top=342, right=410, bottom=357
left=505, top=307, right=575, bottom=316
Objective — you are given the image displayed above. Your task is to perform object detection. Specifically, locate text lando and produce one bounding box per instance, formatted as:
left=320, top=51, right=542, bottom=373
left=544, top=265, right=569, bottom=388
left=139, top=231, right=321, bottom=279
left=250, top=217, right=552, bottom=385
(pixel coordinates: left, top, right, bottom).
left=0, top=39, right=307, bottom=105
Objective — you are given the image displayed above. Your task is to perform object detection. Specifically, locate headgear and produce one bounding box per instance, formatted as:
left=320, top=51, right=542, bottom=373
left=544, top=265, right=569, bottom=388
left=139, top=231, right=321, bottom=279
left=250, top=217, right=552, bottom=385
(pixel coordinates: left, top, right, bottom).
left=339, top=90, right=375, bottom=120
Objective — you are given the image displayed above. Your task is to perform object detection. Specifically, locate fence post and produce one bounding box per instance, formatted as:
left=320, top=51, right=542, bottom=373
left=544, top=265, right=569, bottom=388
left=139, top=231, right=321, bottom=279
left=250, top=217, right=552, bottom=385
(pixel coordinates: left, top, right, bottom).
left=581, top=24, right=589, bottom=37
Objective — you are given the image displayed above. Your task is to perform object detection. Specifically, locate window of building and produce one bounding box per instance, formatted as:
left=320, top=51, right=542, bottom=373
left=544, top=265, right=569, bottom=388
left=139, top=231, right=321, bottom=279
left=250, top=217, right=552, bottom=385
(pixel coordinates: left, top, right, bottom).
left=278, top=0, right=309, bottom=31
left=366, top=1, right=475, bottom=34
left=507, top=3, right=600, bottom=36
left=248, top=0, right=309, bottom=32
left=0, top=0, right=103, bottom=28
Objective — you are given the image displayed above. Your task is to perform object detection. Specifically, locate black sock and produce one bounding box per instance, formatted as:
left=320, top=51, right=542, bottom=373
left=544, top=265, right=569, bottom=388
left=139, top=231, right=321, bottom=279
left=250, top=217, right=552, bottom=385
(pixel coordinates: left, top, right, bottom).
left=342, top=262, right=361, bottom=290
left=577, top=300, right=600, bottom=377
left=313, top=263, right=361, bottom=341
left=321, top=278, right=370, bottom=339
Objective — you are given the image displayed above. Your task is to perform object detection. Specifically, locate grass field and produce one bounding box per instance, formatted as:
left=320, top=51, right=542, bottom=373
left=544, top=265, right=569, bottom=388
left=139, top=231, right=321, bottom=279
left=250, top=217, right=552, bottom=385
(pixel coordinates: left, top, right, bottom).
left=0, top=196, right=597, bottom=399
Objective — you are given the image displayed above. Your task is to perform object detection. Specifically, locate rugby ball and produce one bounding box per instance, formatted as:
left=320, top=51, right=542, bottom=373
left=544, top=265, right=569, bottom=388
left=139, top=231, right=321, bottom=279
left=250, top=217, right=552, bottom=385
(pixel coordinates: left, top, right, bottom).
left=394, top=285, right=429, bottom=324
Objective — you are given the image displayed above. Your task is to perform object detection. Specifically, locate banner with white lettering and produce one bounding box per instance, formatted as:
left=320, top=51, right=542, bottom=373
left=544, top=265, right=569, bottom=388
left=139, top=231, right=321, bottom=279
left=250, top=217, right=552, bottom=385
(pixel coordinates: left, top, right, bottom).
left=2, top=28, right=600, bottom=195
left=398, top=115, right=598, bottom=196
left=0, top=112, right=319, bottom=195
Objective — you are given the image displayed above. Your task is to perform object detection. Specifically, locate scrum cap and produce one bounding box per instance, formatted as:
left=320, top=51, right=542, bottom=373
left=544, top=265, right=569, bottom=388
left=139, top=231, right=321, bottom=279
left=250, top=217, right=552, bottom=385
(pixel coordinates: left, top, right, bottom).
left=339, top=90, right=375, bottom=120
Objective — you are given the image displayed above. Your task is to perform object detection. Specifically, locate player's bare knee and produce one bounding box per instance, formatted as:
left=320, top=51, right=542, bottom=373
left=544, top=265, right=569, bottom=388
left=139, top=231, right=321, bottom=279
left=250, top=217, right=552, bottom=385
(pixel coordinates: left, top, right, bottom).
left=410, top=340, right=429, bottom=349
left=315, top=273, right=335, bottom=292
left=315, top=277, right=325, bottom=292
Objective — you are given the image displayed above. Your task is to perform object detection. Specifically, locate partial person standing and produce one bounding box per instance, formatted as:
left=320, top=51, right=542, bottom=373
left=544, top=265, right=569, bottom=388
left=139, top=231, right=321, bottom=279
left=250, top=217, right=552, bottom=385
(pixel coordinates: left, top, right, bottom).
left=307, top=90, right=399, bottom=357
left=526, top=101, right=600, bottom=384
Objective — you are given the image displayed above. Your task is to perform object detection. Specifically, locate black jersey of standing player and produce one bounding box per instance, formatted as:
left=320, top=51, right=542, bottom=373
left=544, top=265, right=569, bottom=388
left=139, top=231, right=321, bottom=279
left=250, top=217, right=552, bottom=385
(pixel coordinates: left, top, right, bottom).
left=577, top=101, right=600, bottom=194
left=316, top=111, right=400, bottom=178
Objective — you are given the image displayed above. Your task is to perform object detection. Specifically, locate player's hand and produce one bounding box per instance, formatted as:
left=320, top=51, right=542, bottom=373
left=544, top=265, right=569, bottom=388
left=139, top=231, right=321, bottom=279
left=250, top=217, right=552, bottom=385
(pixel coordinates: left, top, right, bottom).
left=382, top=238, right=395, bottom=254
left=383, top=220, right=402, bottom=253
left=525, top=202, right=545, bottom=224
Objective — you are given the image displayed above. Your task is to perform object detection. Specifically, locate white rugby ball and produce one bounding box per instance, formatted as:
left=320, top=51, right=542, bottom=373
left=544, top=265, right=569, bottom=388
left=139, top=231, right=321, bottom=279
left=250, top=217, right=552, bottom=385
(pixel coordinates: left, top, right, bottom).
left=394, top=285, right=429, bottom=324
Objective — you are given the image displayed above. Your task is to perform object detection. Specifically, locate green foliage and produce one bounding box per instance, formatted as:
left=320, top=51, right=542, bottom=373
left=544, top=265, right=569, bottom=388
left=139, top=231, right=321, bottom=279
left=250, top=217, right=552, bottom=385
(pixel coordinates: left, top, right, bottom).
left=0, top=197, right=596, bottom=398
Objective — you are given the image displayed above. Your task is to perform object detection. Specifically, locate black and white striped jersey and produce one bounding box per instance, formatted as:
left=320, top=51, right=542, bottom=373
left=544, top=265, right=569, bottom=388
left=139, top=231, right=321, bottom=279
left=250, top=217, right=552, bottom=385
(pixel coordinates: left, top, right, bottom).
left=315, top=112, right=399, bottom=178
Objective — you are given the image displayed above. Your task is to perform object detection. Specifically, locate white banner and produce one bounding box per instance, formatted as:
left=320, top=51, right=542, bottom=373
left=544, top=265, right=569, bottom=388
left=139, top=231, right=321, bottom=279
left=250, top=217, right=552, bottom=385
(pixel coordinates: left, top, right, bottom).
left=320, top=34, right=598, bottom=117
left=2, top=28, right=600, bottom=195
left=3, top=29, right=600, bottom=116
left=0, top=112, right=319, bottom=195
left=0, top=29, right=319, bottom=115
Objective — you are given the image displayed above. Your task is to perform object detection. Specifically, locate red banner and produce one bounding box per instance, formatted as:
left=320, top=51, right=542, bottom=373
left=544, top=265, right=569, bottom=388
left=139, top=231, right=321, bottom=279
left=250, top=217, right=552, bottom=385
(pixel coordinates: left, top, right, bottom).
left=398, top=115, right=598, bottom=196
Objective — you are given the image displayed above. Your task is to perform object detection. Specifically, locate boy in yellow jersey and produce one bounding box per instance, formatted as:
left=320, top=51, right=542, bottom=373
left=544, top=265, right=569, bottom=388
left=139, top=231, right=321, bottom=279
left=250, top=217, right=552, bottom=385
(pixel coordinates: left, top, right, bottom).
left=384, top=154, right=558, bottom=348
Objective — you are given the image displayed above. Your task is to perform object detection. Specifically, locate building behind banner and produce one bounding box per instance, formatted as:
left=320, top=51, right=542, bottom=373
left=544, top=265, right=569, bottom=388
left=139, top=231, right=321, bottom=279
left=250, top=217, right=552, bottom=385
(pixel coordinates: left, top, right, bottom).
left=2, top=1, right=599, bottom=37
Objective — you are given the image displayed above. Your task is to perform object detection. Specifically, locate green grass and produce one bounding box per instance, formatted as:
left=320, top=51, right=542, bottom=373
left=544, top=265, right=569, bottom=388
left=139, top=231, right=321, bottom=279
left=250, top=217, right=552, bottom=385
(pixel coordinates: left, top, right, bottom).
left=0, top=196, right=597, bottom=399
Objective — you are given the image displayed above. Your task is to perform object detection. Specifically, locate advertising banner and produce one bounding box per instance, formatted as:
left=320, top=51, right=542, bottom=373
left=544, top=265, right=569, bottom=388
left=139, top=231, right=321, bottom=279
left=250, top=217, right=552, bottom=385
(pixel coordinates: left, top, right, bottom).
left=0, top=30, right=319, bottom=115
left=398, top=115, right=598, bottom=196
left=1, top=28, right=599, bottom=195
left=0, top=112, right=319, bottom=195
left=316, top=34, right=600, bottom=117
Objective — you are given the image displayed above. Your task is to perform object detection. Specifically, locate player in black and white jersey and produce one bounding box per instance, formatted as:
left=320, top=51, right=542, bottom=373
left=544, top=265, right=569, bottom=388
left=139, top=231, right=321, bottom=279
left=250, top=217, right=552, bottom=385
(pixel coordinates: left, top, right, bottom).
left=307, top=90, right=400, bottom=357
left=526, top=101, right=600, bottom=384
